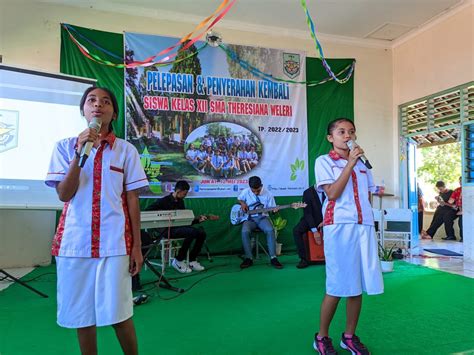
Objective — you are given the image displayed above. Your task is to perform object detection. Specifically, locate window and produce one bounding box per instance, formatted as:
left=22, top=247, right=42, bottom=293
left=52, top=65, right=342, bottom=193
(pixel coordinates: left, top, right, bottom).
left=464, top=124, right=474, bottom=184
left=400, top=82, right=474, bottom=147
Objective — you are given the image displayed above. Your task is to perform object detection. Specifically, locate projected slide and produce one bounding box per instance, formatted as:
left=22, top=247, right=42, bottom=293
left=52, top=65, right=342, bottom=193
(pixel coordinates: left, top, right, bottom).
left=0, top=65, right=96, bottom=209
left=0, top=100, right=87, bottom=180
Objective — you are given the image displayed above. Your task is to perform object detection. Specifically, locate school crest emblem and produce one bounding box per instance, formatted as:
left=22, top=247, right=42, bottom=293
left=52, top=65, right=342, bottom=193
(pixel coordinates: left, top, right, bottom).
left=283, top=53, right=300, bottom=79
left=0, top=110, right=19, bottom=153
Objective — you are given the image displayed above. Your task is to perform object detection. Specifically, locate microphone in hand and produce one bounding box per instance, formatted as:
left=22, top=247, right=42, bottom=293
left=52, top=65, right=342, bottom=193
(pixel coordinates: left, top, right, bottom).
left=78, top=117, right=102, bottom=168
left=346, top=139, right=372, bottom=169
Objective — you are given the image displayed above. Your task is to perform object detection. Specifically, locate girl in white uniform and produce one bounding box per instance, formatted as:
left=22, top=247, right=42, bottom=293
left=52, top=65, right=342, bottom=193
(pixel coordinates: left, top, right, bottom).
left=313, top=118, right=383, bottom=355
left=45, top=87, right=148, bottom=355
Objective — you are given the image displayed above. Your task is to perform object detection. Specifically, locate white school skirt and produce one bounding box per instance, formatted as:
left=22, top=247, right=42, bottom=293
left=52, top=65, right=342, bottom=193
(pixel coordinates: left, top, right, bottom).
left=323, top=224, right=384, bottom=297
left=55, top=255, right=133, bottom=328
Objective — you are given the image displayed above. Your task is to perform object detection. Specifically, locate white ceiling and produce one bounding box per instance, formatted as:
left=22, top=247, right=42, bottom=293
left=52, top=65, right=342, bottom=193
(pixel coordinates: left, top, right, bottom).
left=42, top=0, right=469, bottom=46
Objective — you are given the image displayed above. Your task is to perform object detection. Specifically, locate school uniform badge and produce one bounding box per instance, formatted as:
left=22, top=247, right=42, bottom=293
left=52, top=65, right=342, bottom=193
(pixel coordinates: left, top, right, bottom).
left=0, top=110, right=19, bottom=153
left=283, top=53, right=300, bottom=79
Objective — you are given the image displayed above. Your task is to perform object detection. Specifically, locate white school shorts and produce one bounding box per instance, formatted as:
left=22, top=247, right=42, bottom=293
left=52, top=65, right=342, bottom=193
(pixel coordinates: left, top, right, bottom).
left=55, top=255, right=133, bottom=328
left=323, top=224, right=384, bottom=297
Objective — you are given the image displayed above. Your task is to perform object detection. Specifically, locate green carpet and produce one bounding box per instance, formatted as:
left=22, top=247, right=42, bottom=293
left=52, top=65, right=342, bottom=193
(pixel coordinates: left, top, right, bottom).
left=1, top=256, right=473, bottom=354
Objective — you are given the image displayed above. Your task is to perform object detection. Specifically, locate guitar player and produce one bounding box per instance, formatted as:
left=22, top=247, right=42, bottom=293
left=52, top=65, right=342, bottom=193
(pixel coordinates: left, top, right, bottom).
left=238, top=176, right=283, bottom=269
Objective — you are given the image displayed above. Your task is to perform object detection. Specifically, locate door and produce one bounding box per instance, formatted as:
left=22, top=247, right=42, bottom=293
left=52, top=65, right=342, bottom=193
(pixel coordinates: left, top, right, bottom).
left=406, top=138, right=420, bottom=253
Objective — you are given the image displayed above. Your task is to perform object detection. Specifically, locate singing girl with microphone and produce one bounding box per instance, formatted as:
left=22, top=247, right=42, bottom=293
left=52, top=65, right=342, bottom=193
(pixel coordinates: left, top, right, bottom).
left=45, top=87, right=148, bottom=355
left=312, top=118, right=383, bottom=355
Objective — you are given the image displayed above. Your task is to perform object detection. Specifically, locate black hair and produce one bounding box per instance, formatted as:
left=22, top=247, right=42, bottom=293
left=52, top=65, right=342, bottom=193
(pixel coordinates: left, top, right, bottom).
left=79, top=86, right=119, bottom=132
left=175, top=180, right=190, bottom=192
left=249, top=176, right=262, bottom=189
left=435, top=181, right=445, bottom=188
left=326, top=117, right=355, bottom=135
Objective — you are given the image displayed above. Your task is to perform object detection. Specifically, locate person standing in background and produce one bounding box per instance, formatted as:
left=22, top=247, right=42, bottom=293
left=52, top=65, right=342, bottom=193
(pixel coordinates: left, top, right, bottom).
left=417, top=183, right=425, bottom=235
left=448, top=177, right=463, bottom=242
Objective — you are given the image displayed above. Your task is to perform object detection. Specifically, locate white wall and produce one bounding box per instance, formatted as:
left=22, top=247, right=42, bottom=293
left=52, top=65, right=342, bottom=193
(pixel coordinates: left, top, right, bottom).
left=464, top=188, right=474, bottom=260
left=393, top=5, right=473, bottom=104
left=393, top=4, right=474, bottom=260
left=0, top=210, right=56, bottom=268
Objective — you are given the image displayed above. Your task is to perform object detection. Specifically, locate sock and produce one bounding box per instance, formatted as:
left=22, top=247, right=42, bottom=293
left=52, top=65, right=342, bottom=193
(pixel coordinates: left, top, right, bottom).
left=317, top=335, right=324, bottom=340
left=344, top=333, right=353, bottom=339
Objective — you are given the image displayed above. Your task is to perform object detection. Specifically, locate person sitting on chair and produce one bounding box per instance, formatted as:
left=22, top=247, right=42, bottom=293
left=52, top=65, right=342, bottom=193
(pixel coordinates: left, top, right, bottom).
left=421, top=180, right=457, bottom=241
left=147, top=180, right=212, bottom=273
left=238, top=176, right=283, bottom=269
left=292, top=185, right=324, bottom=268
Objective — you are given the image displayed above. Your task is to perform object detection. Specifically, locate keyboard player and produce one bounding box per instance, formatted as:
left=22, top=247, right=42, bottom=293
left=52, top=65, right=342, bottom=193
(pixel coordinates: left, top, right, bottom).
left=142, top=180, right=217, bottom=274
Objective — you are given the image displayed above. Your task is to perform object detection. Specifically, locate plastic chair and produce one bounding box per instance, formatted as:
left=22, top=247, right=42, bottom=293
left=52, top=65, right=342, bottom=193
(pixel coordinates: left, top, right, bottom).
left=372, top=208, right=384, bottom=243
left=382, top=208, right=413, bottom=256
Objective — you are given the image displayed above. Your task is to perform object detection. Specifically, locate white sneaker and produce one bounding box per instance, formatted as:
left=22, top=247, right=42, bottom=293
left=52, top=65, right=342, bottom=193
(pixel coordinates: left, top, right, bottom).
left=189, top=260, right=205, bottom=271
left=171, top=258, right=192, bottom=273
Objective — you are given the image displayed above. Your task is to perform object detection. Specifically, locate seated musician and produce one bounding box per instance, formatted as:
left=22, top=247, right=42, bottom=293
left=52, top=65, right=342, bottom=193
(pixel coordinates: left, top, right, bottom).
left=146, top=180, right=211, bottom=273
left=238, top=176, right=283, bottom=269
left=292, top=185, right=324, bottom=268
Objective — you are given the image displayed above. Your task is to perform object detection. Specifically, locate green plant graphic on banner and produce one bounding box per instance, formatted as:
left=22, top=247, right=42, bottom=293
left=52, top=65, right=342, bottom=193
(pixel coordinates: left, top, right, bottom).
left=140, top=147, right=162, bottom=194
left=290, top=158, right=305, bottom=181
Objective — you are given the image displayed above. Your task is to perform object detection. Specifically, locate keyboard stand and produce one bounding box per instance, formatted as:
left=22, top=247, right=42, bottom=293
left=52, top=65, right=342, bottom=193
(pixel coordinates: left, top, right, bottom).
left=142, top=236, right=184, bottom=294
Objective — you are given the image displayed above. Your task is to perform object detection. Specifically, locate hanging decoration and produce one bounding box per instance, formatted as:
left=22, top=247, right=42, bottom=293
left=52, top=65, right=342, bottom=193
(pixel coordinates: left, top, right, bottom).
left=62, top=24, right=354, bottom=87
left=206, top=30, right=223, bottom=47
left=61, top=0, right=235, bottom=68
left=300, top=0, right=355, bottom=84
left=220, top=44, right=354, bottom=87
left=63, top=23, right=209, bottom=68
left=62, top=0, right=355, bottom=87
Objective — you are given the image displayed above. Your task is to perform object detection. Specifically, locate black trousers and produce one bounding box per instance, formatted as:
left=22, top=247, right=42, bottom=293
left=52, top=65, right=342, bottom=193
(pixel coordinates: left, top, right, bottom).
left=418, top=211, right=423, bottom=234
left=144, top=226, right=206, bottom=261
left=165, top=226, right=206, bottom=261
left=458, top=215, right=463, bottom=240
left=293, top=219, right=310, bottom=260
left=426, top=207, right=457, bottom=239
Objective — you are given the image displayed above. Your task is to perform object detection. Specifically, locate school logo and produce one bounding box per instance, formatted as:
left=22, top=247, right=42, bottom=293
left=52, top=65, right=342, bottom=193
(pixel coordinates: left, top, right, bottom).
left=0, top=110, right=19, bottom=153
left=283, top=53, right=300, bottom=79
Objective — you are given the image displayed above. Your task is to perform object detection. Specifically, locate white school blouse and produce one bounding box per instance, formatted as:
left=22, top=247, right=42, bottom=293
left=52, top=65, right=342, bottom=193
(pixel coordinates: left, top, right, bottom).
left=45, top=133, right=148, bottom=258
left=315, top=150, right=376, bottom=226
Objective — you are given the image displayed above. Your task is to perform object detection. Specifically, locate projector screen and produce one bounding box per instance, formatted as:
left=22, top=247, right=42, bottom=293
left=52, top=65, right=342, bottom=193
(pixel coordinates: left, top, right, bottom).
left=0, top=65, right=96, bottom=209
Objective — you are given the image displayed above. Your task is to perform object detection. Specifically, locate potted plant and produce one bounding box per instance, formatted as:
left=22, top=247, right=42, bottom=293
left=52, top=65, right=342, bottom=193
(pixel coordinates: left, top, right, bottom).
left=272, top=215, right=287, bottom=256
left=378, top=242, right=396, bottom=273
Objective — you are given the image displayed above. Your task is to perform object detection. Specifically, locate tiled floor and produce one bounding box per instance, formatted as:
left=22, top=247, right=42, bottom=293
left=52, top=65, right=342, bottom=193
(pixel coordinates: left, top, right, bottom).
left=406, top=239, right=474, bottom=279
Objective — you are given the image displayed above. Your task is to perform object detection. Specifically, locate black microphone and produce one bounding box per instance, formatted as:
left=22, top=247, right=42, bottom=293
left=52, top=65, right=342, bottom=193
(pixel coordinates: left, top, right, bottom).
left=78, top=117, right=102, bottom=168
left=346, top=139, right=372, bottom=169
